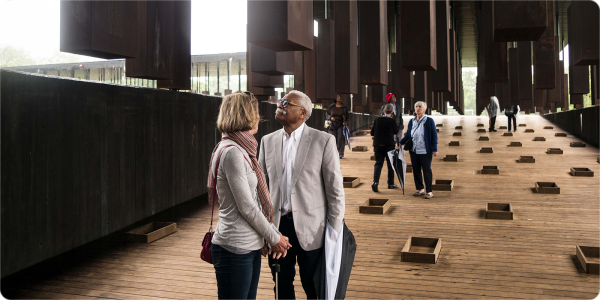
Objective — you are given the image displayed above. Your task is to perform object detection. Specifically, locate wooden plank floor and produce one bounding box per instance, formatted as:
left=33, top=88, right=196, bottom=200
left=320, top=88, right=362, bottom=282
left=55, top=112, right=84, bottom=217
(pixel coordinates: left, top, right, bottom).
left=2, top=115, right=599, bottom=299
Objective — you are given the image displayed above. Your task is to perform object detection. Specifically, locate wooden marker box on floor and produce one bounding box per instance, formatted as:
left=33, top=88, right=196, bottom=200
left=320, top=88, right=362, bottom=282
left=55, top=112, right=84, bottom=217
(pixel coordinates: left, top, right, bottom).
left=519, top=124, right=526, bottom=127
left=401, top=237, right=442, bottom=264
left=352, top=146, right=368, bottom=151
left=371, top=155, right=375, bottom=161
left=359, top=199, right=391, bottom=214
left=453, top=132, right=462, bottom=136
left=478, top=129, right=487, bottom=133
left=443, top=155, right=458, bottom=162
left=436, top=128, right=440, bottom=133
left=125, top=222, right=177, bottom=243
left=570, top=142, right=586, bottom=147
left=570, top=168, right=594, bottom=177
left=449, top=141, right=460, bottom=146
left=576, top=246, right=600, bottom=274
left=533, top=137, right=546, bottom=141
left=544, top=126, right=554, bottom=129
left=436, top=124, right=443, bottom=127
left=406, top=164, right=413, bottom=172
left=343, top=177, right=360, bottom=188
left=432, top=180, right=454, bottom=191
left=503, top=132, right=513, bottom=136
left=477, top=123, right=485, bottom=127
left=499, top=126, right=508, bottom=130
left=535, top=182, right=560, bottom=194
left=479, top=136, right=489, bottom=141
left=547, top=148, right=563, bottom=154
left=509, top=142, right=522, bottom=147
left=519, top=156, right=535, bottom=163
left=356, top=131, right=369, bottom=136
left=485, top=203, right=513, bottom=220
left=455, top=126, right=462, bottom=129
left=481, top=166, right=499, bottom=174
left=555, top=133, right=567, bottom=137
left=480, top=147, right=493, bottom=153
left=525, top=129, right=534, bottom=133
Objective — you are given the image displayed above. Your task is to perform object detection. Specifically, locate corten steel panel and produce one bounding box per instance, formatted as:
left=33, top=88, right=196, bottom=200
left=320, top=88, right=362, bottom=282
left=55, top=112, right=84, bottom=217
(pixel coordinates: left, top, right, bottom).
left=304, top=36, right=318, bottom=101
left=569, top=66, right=590, bottom=95
left=247, top=1, right=313, bottom=51
left=483, top=1, right=508, bottom=83
left=426, top=72, right=434, bottom=109
left=316, top=19, right=336, bottom=100
left=355, top=45, right=367, bottom=105
left=509, top=48, right=520, bottom=105
left=431, top=0, right=450, bottom=92
left=571, top=94, right=584, bottom=107
left=247, top=41, right=275, bottom=96
left=388, top=55, right=397, bottom=95
left=60, top=1, right=136, bottom=59
left=251, top=73, right=284, bottom=88
left=126, top=1, right=174, bottom=80
left=414, top=71, right=427, bottom=103
left=443, top=29, right=456, bottom=105
left=533, top=1, right=555, bottom=89
left=493, top=1, right=547, bottom=42
left=395, top=11, right=414, bottom=99
left=400, top=0, right=437, bottom=71
left=517, top=42, right=533, bottom=100
left=294, top=51, right=305, bottom=92
left=157, top=0, right=191, bottom=90
left=520, top=99, right=534, bottom=111
left=249, top=44, right=295, bottom=76
left=562, top=74, right=569, bottom=110
left=569, top=1, right=600, bottom=66
left=334, top=0, right=358, bottom=94
left=547, top=37, right=562, bottom=103
left=359, top=0, right=388, bottom=85
left=478, top=38, right=497, bottom=98
left=534, top=89, right=546, bottom=108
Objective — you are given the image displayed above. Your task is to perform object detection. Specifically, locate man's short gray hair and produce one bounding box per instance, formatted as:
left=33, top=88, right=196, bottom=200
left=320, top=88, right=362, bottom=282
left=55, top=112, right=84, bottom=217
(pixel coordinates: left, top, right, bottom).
left=383, top=104, right=394, bottom=115
left=414, top=101, right=427, bottom=110
left=286, top=90, right=313, bottom=121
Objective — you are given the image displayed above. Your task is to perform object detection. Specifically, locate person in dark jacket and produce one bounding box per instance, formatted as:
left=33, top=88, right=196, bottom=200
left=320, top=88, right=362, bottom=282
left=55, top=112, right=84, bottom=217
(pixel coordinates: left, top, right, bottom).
left=326, top=94, right=350, bottom=159
left=505, top=104, right=520, bottom=132
left=370, top=104, right=400, bottom=192
left=399, top=101, right=438, bottom=199
left=380, top=93, right=405, bottom=138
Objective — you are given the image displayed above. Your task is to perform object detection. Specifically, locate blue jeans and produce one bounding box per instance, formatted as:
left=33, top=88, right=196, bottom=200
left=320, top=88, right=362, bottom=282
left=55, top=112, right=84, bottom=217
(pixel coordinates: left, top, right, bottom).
left=212, top=244, right=261, bottom=299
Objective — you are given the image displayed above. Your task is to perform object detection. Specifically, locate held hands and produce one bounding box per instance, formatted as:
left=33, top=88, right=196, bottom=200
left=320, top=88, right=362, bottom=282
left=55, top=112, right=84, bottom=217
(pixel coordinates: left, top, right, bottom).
left=269, top=233, right=292, bottom=259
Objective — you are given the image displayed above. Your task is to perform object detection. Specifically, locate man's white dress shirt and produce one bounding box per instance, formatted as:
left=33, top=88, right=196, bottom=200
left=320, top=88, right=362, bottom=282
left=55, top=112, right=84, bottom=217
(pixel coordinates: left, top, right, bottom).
left=280, top=122, right=305, bottom=216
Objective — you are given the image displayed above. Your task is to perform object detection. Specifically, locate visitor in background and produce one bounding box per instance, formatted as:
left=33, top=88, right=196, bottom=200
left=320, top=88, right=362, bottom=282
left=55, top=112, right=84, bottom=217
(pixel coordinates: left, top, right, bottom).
left=487, top=96, right=500, bottom=132
left=505, top=104, right=520, bottom=132
left=326, top=94, right=350, bottom=159
left=381, top=93, right=404, bottom=145
left=371, top=104, right=400, bottom=192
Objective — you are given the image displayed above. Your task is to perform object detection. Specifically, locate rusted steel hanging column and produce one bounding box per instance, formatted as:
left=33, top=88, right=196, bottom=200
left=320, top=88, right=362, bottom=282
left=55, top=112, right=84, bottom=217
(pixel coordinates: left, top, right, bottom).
left=426, top=72, right=434, bottom=111
left=493, top=1, right=547, bottom=42
left=359, top=0, right=388, bottom=85
left=355, top=45, right=367, bottom=107
left=303, top=36, right=318, bottom=101
left=562, top=74, right=569, bottom=110
left=414, top=71, right=427, bottom=104
left=395, top=9, right=414, bottom=100
left=249, top=44, right=294, bottom=75
left=443, top=28, right=456, bottom=106
left=568, top=1, right=599, bottom=66
left=294, top=51, right=305, bottom=92
left=316, top=19, right=336, bottom=101
left=546, top=36, right=562, bottom=103
left=247, top=1, right=313, bottom=51
left=517, top=42, right=533, bottom=101
left=247, top=42, right=275, bottom=98
left=400, top=0, right=437, bottom=71
left=509, top=48, right=519, bottom=105
left=334, top=0, right=358, bottom=94
left=534, top=89, right=546, bottom=112
left=157, top=0, right=191, bottom=90
left=533, top=1, right=555, bottom=89
left=431, top=0, right=450, bottom=92
left=568, top=6, right=591, bottom=96
left=483, top=1, right=507, bottom=82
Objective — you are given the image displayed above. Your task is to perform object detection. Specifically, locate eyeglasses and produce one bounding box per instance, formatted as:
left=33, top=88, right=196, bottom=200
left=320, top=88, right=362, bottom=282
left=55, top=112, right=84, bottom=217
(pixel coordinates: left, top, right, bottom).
left=277, top=99, right=304, bottom=110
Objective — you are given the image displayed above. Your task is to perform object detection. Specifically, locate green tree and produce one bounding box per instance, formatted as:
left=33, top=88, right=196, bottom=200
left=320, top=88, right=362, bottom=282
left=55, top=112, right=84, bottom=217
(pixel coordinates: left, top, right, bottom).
left=0, top=45, right=35, bottom=67
left=462, top=70, right=477, bottom=115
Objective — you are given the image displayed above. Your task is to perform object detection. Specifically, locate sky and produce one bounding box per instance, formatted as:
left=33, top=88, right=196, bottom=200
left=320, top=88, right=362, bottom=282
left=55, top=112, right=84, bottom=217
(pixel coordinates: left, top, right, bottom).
left=0, top=0, right=248, bottom=63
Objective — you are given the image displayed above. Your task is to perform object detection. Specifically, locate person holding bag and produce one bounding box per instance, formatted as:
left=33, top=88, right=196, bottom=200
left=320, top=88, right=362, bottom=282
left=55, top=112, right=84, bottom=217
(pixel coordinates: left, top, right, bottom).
left=399, top=101, right=438, bottom=199
left=206, top=91, right=292, bottom=300
left=326, top=94, right=350, bottom=159
left=505, top=104, right=520, bottom=132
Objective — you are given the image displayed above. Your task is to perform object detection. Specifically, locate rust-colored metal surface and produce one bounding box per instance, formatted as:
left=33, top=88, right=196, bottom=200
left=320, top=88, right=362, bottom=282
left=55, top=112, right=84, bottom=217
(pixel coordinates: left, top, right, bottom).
left=569, top=1, right=600, bottom=66
left=359, top=0, right=388, bottom=85
left=334, top=0, right=358, bottom=94
left=249, top=44, right=294, bottom=76
left=316, top=19, right=336, bottom=101
left=395, top=11, right=414, bottom=99
left=493, top=1, right=547, bottom=42
left=157, top=0, right=191, bottom=90
left=533, top=1, right=555, bottom=89
left=517, top=42, right=533, bottom=101
left=483, top=1, right=508, bottom=83
left=400, top=0, right=437, bottom=71
left=304, top=37, right=318, bottom=101
left=431, top=0, right=450, bottom=92
left=251, top=73, right=284, bottom=88
left=547, top=37, right=562, bottom=103
left=414, top=71, right=427, bottom=104
left=509, top=48, right=520, bottom=105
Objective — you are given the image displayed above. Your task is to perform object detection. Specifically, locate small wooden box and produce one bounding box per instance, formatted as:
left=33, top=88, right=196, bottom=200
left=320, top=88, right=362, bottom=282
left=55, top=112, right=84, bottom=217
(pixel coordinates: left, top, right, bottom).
left=477, top=123, right=484, bottom=127
left=479, top=136, right=489, bottom=141
left=481, top=166, right=499, bottom=174
left=436, top=128, right=440, bottom=133
left=509, top=141, right=522, bottom=147
left=449, top=141, right=460, bottom=146
left=555, top=132, right=567, bottom=137
left=519, top=156, right=535, bottom=163
left=485, top=203, right=513, bottom=220
left=503, top=132, right=513, bottom=136
left=525, top=129, right=534, bottom=133
left=570, top=142, right=586, bottom=147
left=443, top=155, right=458, bottom=162
left=518, top=124, right=526, bottom=127
left=125, top=222, right=177, bottom=243
left=544, top=126, right=554, bottom=129
left=356, top=130, right=369, bottom=136
left=576, top=246, right=600, bottom=274
left=359, top=198, right=391, bottom=214
left=477, top=129, right=487, bottom=133
left=533, top=137, right=546, bottom=141
left=401, top=237, right=442, bottom=264
left=343, top=177, right=360, bottom=188
left=406, top=164, right=413, bottom=173
left=453, top=132, right=462, bottom=136
left=480, top=147, right=493, bottom=153
left=436, top=124, right=443, bottom=127
left=499, top=126, right=508, bottom=129
left=570, top=167, right=594, bottom=177
left=535, top=182, right=560, bottom=194
left=371, top=155, right=375, bottom=161
left=455, top=126, right=462, bottom=129
left=352, top=146, right=368, bottom=151
left=432, top=179, right=454, bottom=191
left=547, top=148, right=563, bottom=154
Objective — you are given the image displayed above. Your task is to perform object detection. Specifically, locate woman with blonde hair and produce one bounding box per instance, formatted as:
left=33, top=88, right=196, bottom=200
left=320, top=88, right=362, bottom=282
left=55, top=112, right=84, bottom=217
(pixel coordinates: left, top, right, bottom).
left=207, top=91, right=292, bottom=299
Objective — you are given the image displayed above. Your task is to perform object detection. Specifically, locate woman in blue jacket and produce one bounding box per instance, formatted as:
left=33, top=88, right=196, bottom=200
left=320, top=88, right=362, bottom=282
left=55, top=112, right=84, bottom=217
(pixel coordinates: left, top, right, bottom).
left=399, top=101, right=438, bottom=199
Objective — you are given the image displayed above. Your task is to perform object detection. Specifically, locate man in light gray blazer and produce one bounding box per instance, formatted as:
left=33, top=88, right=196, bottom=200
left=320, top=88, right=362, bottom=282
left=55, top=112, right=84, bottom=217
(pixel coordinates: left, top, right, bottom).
left=259, top=90, right=345, bottom=299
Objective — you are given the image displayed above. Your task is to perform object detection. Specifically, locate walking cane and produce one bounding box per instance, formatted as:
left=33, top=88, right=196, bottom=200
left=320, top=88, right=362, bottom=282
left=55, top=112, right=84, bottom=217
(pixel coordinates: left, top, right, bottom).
left=271, top=258, right=280, bottom=300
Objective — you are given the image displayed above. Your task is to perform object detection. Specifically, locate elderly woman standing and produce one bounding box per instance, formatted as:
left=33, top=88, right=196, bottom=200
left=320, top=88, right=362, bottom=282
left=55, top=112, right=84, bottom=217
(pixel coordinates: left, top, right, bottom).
left=208, top=92, right=292, bottom=299
left=400, top=101, right=438, bottom=199
left=326, top=94, right=350, bottom=159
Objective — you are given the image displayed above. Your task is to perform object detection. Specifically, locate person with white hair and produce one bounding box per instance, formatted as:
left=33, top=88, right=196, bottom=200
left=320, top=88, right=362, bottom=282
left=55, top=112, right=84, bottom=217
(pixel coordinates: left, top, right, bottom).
left=258, top=90, right=346, bottom=299
left=487, top=96, right=501, bottom=132
left=399, top=101, right=438, bottom=199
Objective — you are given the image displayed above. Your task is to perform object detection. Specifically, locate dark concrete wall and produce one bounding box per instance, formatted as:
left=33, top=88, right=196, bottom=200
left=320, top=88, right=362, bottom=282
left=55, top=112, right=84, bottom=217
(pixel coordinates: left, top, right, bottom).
left=1, top=70, right=375, bottom=278
left=542, top=106, right=599, bottom=147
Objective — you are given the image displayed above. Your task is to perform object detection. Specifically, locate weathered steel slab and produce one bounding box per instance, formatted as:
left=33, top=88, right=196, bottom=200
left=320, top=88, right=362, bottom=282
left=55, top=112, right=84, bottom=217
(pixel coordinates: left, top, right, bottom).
left=431, top=0, right=450, bottom=92
left=157, top=0, right=191, bottom=90
left=334, top=0, right=358, bottom=94
left=493, top=1, right=547, bottom=42
left=414, top=71, right=427, bottom=104
left=533, top=1, right=555, bottom=89
left=249, top=44, right=294, bottom=76
left=569, top=1, right=600, bottom=66
left=316, top=19, right=336, bottom=100
left=395, top=12, right=414, bottom=99
left=483, top=1, right=507, bottom=83
left=359, top=0, right=388, bottom=85
left=400, top=0, right=437, bottom=71
left=509, top=48, right=519, bottom=105
left=517, top=42, right=533, bottom=100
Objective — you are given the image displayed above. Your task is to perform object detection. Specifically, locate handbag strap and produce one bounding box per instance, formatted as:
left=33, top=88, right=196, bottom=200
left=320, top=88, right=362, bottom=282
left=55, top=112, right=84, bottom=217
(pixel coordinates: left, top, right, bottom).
left=210, top=144, right=252, bottom=232
left=411, top=116, right=426, bottom=136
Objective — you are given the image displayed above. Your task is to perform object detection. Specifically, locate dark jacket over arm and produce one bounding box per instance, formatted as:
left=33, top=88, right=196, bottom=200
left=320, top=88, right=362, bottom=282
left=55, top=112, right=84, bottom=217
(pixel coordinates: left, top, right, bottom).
left=371, top=117, right=400, bottom=147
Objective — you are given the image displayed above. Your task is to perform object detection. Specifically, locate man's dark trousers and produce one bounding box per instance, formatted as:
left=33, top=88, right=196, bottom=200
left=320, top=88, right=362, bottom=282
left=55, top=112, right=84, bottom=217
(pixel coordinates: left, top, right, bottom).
left=269, top=214, right=321, bottom=299
left=373, top=145, right=395, bottom=185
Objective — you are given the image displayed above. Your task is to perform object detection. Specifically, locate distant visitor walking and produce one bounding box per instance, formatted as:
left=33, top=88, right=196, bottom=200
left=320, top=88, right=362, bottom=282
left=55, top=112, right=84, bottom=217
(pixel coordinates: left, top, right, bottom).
left=326, top=94, right=350, bottom=159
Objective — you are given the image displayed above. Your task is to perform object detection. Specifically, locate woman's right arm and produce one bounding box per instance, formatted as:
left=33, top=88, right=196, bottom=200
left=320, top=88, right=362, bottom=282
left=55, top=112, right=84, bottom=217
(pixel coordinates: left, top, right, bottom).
left=399, top=121, right=412, bottom=145
left=222, top=149, right=280, bottom=247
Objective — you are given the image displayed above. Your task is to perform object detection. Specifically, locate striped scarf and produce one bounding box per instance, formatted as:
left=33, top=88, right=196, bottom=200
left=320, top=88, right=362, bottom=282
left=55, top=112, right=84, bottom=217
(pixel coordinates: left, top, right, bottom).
left=207, top=131, right=274, bottom=223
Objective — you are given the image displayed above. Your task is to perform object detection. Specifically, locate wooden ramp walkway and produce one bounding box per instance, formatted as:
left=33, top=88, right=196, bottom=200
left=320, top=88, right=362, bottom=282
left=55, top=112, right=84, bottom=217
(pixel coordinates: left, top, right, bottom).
left=2, top=115, right=599, bottom=299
